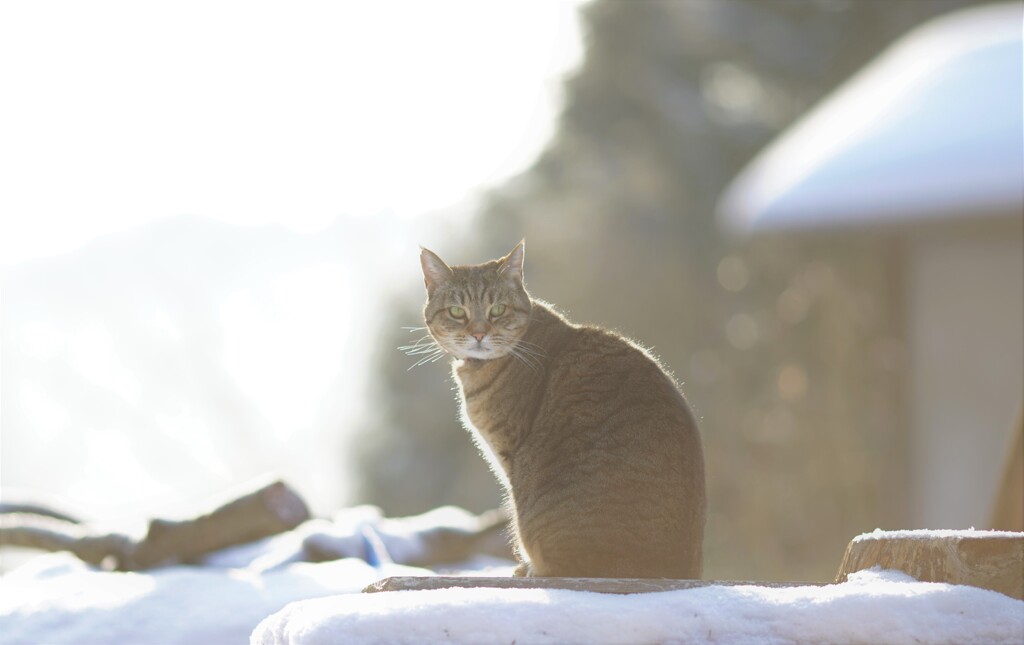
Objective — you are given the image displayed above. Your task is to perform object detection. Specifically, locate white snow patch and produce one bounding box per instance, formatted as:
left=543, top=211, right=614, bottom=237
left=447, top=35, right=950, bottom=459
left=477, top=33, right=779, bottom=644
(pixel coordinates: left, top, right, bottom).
left=0, top=552, right=431, bottom=645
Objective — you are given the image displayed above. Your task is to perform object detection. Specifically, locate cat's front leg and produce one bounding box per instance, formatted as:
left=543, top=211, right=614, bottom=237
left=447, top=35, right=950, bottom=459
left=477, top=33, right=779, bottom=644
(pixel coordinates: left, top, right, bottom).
left=513, top=561, right=535, bottom=577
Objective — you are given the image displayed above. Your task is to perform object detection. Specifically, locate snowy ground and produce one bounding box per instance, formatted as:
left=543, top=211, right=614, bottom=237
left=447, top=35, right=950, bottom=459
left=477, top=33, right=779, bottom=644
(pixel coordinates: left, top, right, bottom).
left=0, top=552, right=431, bottom=644
left=1, top=516, right=1021, bottom=645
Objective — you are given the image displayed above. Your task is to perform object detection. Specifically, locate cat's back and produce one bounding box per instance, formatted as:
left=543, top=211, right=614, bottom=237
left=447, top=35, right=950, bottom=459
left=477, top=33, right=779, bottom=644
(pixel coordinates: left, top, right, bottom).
left=511, top=310, right=705, bottom=578
left=541, top=315, right=697, bottom=435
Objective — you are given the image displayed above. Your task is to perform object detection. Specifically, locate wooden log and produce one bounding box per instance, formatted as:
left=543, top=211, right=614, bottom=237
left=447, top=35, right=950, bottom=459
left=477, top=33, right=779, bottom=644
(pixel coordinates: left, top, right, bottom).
left=364, top=576, right=825, bottom=595
left=1, top=480, right=310, bottom=570
left=122, top=480, right=310, bottom=569
left=0, top=503, right=81, bottom=524
left=835, top=530, right=1024, bottom=599
left=0, top=513, right=133, bottom=567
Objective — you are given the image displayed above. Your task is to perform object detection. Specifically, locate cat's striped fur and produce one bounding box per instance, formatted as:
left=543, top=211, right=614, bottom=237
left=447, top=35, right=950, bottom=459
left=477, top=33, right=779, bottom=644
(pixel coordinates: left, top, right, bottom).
left=419, top=241, right=706, bottom=578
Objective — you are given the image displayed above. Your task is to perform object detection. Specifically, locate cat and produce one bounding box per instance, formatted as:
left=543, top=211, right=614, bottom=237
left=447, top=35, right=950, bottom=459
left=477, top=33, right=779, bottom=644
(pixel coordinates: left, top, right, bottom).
left=416, top=240, right=706, bottom=578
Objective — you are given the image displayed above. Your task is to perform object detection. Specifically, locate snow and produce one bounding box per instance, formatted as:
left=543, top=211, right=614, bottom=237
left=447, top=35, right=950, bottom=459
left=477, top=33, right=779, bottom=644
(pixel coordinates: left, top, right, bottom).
left=854, top=527, right=1020, bottom=541
left=199, top=505, right=497, bottom=571
left=2, top=518, right=1022, bottom=645
left=0, top=506, right=512, bottom=645
left=252, top=568, right=1024, bottom=645
left=0, top=553, right=432, bottom=645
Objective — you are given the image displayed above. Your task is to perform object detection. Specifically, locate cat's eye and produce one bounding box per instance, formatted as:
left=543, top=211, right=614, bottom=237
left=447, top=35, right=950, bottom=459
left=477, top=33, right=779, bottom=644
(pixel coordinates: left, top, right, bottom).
left=448, top=306, right=467, bottom=319
left=489, top=304, right=507, bottom=317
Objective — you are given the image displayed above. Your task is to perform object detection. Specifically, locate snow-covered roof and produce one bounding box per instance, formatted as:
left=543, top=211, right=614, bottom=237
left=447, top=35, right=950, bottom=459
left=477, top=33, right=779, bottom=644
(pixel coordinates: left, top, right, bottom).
left=717, top=3, right=1023, bottom=233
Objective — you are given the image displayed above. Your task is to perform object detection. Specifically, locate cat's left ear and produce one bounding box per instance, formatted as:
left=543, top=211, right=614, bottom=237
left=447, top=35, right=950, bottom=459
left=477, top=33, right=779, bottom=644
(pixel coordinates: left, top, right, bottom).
left=500, top=240, right=525, bottom=284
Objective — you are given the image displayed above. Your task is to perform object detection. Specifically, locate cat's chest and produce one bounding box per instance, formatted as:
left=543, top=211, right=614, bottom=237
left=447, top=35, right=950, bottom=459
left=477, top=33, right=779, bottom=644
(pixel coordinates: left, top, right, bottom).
left=455, top=362, right=526, bottom=475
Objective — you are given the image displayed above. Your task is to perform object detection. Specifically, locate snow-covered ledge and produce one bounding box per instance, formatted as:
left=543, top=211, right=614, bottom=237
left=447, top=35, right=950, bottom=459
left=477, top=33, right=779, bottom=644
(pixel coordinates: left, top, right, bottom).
left=251, top=529, right=1024, bottom=645
left=251, top=568, right=1023, bottom=645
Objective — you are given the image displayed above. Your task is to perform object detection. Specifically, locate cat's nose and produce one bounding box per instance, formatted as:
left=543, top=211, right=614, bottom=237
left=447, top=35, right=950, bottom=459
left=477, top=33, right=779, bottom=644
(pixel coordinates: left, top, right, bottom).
left=472, top=332, right=486, bottom=343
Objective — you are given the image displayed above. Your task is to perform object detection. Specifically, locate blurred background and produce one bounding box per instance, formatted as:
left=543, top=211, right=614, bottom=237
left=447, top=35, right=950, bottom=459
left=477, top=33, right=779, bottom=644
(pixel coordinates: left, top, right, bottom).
left=2, top=0, right=1021, bottom=582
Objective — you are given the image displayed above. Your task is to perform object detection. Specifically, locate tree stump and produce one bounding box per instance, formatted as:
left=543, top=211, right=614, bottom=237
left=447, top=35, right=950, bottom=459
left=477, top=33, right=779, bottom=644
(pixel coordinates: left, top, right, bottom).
left=835, top=529, right=1024, bottom=599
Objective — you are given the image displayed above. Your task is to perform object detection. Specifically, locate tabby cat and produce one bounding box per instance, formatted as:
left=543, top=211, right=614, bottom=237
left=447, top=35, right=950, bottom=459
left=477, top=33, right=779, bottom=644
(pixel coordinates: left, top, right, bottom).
left=416, top=241, right=706, bottom=578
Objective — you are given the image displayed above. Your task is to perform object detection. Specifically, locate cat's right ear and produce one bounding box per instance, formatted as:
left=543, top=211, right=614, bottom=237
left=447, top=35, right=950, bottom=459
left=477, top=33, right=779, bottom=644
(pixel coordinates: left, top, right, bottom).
left=420, top=247, right=453, bottom=296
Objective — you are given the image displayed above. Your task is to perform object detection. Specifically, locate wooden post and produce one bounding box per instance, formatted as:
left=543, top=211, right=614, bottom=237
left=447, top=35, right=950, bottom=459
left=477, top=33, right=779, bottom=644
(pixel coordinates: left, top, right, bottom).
left=835, top=530, right=1024, bottom=599
left=989, top=411, right=1023, bottom=532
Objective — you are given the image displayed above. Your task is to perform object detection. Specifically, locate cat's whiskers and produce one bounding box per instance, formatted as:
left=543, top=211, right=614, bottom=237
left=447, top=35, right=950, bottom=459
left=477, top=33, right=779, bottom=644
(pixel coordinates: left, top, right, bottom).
left=399, top=328, right=449, bottom=370
left=405, top=344, right=447, bottom=369
left=512, top=339, right=546, bottom=357
left=510, top=348, right=542, bottom=373
left=493, top=338, right=543, bottom=373
left=399, top=342, right=439, bottom=355
left=409, top=349, right=447, bottom=369
left=399, top=336, right=438, bottom=354
left=508, top=338, right=546, bottom=362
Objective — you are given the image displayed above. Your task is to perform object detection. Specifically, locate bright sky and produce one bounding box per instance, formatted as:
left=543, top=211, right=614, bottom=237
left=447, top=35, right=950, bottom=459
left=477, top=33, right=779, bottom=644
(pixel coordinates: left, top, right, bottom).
left=0, top=1, right=585, bottom=264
